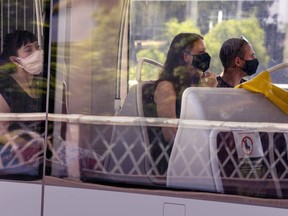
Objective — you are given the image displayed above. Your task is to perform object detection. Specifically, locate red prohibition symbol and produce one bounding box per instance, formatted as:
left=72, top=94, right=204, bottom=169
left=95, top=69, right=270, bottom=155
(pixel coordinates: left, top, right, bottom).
left=241, top=136, right=253, bottom=155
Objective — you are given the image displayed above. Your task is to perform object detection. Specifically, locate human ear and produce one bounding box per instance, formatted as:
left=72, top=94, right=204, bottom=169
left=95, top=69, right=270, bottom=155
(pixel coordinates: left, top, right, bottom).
left=9, top=56, right=22, bottom=67
left=9, top=56, right=17, bottom=63
left=183, top=52, right=191, bottom=63
left=234, top=56, right=242, bottom=67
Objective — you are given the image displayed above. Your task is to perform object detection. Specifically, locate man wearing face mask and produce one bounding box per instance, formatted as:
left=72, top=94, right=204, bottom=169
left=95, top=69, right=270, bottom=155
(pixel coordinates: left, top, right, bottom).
left=0, top=30, right=45, bottom=133
left=217, top=36, right=259, bottom=88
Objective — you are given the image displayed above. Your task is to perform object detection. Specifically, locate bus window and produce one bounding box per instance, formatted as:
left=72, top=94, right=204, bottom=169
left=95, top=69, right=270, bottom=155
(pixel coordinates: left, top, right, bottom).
left=48, top=0, right=288, bottom=202
left=130, top=0, right=288, bottom=83
left=48, top=0, right=126, bottom=178
left=0, top=0, right=48, bottom=180
left=1, top=1, right=288, bottom=215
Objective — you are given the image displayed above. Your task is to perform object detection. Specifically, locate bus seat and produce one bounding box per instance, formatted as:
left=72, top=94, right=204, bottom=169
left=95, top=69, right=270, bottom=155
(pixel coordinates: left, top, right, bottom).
left=104, top=81, right=161, bottom=184
left=209, top=128, right=282, bottom=198
left=273, top=132, right=288, bottom=198
left=0, top=130, right=44, bottom=180
left=167, top=87, right=288, bottom=194
left=141, top=81, right=172, bottom=180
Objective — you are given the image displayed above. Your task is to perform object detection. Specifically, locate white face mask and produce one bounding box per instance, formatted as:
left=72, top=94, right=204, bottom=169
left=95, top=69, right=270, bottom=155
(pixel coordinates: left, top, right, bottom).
left=16, top=49, right=43, bottom=75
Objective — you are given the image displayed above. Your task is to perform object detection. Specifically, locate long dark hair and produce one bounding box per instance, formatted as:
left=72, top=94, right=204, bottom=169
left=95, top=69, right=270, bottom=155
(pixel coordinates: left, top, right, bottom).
left=0, top=30, right=38, bottom=73
left=158, top=33, right=203, bottom=95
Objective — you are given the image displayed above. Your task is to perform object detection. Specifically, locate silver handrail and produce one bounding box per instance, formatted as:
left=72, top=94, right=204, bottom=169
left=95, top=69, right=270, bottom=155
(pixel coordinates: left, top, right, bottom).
left=266, top=62, right=288, bottom=73
left=0, top=113, right=287, bottom=131
left=136, top=57, right=163, bottom=82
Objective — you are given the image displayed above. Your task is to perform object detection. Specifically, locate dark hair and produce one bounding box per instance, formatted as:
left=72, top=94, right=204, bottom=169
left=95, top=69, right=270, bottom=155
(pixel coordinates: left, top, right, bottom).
left=0, top=30, right=38, bottom=72
left=158, top=33, right=203, bottom=94
left=219, top=38, right=249, bottom=68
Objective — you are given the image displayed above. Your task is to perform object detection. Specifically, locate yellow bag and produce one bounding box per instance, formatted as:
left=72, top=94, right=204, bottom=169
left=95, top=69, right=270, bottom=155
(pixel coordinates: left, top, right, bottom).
left=235, top=71, right=288, bottom=115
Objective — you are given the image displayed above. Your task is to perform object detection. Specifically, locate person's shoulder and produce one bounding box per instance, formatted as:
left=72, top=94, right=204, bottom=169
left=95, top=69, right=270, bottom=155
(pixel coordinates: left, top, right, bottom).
left=156, top=80, right=174, bottom=89
left=216, top=75, right=230, bottom=87
left=155, top=80, right=176, bottom=100
left=0, top=74, right=12, bottom=102
left=0, top=74, right=12, bottom=87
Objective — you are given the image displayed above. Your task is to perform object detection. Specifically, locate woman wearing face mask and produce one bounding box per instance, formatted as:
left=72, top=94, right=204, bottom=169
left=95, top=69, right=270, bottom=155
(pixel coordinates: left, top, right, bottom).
left=154, top=33, right=217, bottom=143
left=0, top=30, right=45, bottom=133
left=149, top=33, right=217, bottom=174
left=217, top=37, right=259, bottom=88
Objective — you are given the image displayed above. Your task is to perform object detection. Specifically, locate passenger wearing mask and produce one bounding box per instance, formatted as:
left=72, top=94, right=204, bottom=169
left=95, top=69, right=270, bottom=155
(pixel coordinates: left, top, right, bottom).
left=217, top=36, right=259, bottom=88
left=149, top=33, right=217, bottom=174
left=0, top=30, right=45, bottom=134
left=0, top=30, right=46, bottom=178
left=154, top=32, right=217, bottom=143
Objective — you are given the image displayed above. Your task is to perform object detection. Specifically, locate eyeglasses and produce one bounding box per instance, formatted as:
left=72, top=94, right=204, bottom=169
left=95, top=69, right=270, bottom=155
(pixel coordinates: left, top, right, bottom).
left=235, top=35, right=250, bottom=58
left=240, top=35, right=249, bottom=43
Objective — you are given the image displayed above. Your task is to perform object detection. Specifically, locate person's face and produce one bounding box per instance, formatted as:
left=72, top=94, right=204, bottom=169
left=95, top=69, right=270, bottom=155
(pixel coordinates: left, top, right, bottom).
left=240, top=43, right=256, bottom=60
left=235, top=43, right=257, bottom=68
left=17, top=41, right=40, bottom=58
left=184, top=39, right=207, bottom=65
left=9, top=41, right=42, bottom=74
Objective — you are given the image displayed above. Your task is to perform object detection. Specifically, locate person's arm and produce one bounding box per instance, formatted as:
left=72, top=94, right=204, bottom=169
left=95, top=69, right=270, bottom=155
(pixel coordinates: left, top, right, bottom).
left=154, top=81, right=177, bottom=142
left=0, top=94, right=10, bottom=135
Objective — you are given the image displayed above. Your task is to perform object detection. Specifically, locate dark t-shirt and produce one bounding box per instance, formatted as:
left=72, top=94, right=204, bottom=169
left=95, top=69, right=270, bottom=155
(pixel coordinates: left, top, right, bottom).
left=217, top=75, right=246, bottom=88
left=0, top=74, right=45, bottom=132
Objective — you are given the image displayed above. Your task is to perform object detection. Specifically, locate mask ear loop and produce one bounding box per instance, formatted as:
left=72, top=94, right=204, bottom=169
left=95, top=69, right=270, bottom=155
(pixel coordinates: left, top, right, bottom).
left=9, top=56, right=24, bottom=68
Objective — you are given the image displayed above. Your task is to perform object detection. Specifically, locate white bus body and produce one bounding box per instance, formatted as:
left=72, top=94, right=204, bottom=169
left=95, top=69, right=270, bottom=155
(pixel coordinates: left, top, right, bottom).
left=0, top=0, right=288, bottom=215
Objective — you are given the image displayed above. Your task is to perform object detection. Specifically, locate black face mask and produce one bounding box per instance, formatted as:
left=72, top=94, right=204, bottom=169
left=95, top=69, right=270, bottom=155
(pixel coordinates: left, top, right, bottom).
left=241, top=58, right=259, bottom=76
left=191, top=52, right=211, bottom=72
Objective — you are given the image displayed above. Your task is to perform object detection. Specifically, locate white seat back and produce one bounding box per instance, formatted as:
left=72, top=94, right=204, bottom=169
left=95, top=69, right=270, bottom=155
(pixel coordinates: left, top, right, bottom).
left=167, top=87, right=288, bottom=193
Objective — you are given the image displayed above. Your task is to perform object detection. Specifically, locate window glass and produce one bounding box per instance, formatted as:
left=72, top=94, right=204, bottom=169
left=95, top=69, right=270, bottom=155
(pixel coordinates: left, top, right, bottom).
left=49, top=0, right=124, bottom=178
left=48, top=0, right=288, bottom=201
left=0, top=0, right=47, bottom=181
left=130, top=0, right=288, bottom=84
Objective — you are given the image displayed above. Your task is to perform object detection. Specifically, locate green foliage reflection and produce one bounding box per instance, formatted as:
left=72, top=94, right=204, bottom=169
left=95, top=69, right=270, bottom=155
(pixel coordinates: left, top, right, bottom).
left=134, top=17, right=269, bottom=81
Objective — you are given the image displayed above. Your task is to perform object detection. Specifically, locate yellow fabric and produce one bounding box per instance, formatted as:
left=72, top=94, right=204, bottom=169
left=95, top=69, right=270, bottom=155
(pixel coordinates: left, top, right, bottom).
left=235, top=71, right=288, bottom=115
